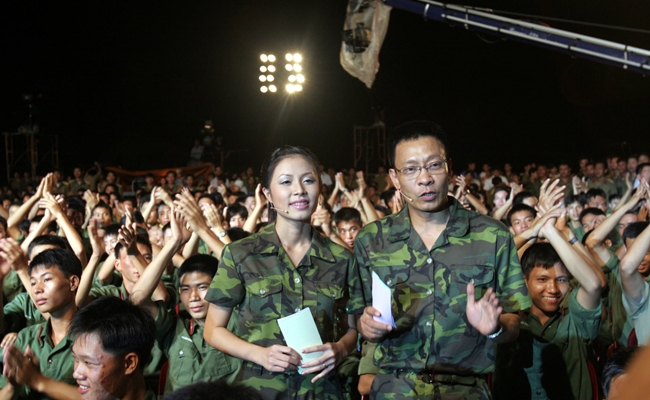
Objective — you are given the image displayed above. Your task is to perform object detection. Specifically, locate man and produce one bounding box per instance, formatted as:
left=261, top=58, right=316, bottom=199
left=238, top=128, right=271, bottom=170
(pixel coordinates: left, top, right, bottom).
left=619, top=220, right=650, bottom=345
left=70, top=295, right=157, bottom=400
left=0, top=249, right=82, bottom=399
left=333, top=208, right=362, bottom=250
left=349, top=121, right=531, bottom=399
left=493, top=222, right=602, bottom=400
left=588, top=161, right=618, bottom=200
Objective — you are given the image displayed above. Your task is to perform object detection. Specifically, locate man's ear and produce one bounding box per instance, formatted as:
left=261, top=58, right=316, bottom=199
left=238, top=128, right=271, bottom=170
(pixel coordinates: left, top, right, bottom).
left=509, top=226, right=515, bottom=235
left=114, top=258, right=122, bottom=273
left=388, top=169, right=400, bottom=190
left=123, top=352, right=139, bottom=376
left=69, top=275, right=80, bottom=292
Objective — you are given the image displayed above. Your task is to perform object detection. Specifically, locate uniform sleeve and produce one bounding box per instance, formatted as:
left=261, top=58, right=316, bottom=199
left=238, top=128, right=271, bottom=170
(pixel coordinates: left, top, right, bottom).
left=568, top=289, right=602, bottom=341
left=348, top=228, right=375, bottom=315
left=495, top=231, right=532, bottom=313
left=154, top=302, right=176, bottom=352
left=623, top=281, right=650, bottom=345
left=205, top=244, right=245, bottom=308
left=3, top=294, right=28, bottom=333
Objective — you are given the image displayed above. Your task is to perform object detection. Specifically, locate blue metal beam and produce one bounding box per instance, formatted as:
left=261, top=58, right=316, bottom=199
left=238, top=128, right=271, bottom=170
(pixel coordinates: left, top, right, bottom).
left=385, top=0, right=650, bottom=74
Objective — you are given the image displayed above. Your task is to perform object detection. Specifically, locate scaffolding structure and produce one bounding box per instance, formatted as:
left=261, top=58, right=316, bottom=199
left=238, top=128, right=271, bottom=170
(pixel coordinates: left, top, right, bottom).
left=353, top=124, right=386, bottom=174
left=3, top=131, right=59, bottom=182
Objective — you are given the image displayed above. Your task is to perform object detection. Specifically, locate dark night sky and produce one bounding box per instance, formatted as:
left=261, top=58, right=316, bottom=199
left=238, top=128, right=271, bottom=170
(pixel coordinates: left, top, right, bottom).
left=2, top=1, right=650, bottom=178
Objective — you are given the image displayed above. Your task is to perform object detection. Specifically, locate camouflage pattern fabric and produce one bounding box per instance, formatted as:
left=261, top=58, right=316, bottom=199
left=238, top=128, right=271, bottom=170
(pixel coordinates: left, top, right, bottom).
left=370, top=370, right=491, bottom=400
left=205, top=222, right=357, bottom=399
left=348, top=198, right=531, bottom=398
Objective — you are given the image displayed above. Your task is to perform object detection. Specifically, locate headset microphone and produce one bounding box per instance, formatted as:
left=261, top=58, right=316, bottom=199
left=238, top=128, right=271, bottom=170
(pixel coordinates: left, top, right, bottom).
left=399, top=190, right=413, bottom=202
left=270, top=205, right=290, bottom=214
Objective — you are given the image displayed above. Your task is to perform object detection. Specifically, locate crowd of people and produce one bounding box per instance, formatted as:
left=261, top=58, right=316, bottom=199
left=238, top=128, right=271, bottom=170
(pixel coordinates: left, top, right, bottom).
left=0, top=121, right=648, bottom=399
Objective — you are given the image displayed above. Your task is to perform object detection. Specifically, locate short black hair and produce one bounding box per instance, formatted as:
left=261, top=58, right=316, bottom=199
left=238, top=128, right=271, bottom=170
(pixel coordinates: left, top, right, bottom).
left=91, top=202, right=112, bottom=215
left=226, top=227, right=250, bottom=242
left=602, top=347, right=640, bottom=398
left=387, top=121, right=448, bottom=168
left=333, top=207, right=362, bottom=226
left=226, top=203, right=248, bottom=221
left=520, top=243, right=564, bottom=278
left=636, top=162, right=650, bottom=175
left=623, top=221, right=650, bottom=242
left=103, top=224, right=121, bottom=238
left=28, top=248, right=82, bottom=279
left=563, top=193, right=586, bottom=207
left=579, top=207, right=605, bottom=225
left=585, top=188, right=607, bottom=202
left=27, top=235, right=71, bottom=259
left=164, top=380, right=263, bottom=400
left=512, top=191, right=536, bottom=206
left=507, top=204, right=537, bottom=225
left=69, top=296, right=155, bottom=370
left=178, top=254, right=218, bottom=281
left=114, top=234, right=152, bottom=258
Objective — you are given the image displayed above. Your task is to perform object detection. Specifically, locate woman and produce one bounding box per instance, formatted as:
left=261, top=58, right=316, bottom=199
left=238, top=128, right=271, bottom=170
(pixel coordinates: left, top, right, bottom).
left=204, top=146, right=358, bottom=400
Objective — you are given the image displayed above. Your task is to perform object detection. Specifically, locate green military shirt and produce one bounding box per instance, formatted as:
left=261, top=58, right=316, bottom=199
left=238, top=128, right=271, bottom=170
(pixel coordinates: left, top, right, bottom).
left=493, top=289, right=602, bottom=400
left=348, top=198, right=532, bottom=375
left=4, top=292, right=45, bottom=333
left=3, top=270, right=26, bottom=303
left=0, top=320, right=75, bottom=400
left=155, top=307, right=240, bottom=394
left=598, top=251, right=650, bottom=347
left=205, top=222, right=356, bottom=398
left=588, top=177, right=618, bottom=199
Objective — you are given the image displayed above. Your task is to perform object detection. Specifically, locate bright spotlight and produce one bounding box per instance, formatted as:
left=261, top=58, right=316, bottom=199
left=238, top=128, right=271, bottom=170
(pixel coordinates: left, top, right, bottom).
left=296, top=74, right=305, bottom=83
left=268, top=54, right=276, bottom=62
left=293, top=54, right=302, bottom=62
left=269, top=85, right=277, bottom=92
left=260, top=66, right=267, bottom=72
left=268, top=65, right=276, bottom=72
left=293, top=64, right=302, bottom=72
left=288, top=75, right=296, bottom=82
left=267, top=75, right=274, bottom=82
left=286, top=53, right=293, bottom=61
left=260, top=54, right=268, bottom=62
left=259, top=75, right=267, bottom=82
left=285, top=64, right=293, bottom=71
left=286, top=84, right=295, bottom=93
left=260, top=86, right=268, bottom=93
left=295, top=84, right=303, bottom=92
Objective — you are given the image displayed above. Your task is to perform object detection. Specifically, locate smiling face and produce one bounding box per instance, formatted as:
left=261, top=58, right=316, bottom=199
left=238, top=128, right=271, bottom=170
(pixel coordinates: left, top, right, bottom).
left=72, top=333, right=130, bottom=400
left=389, top=136, right=449, bottom=214
left=263, top=155, right=319, bottom=222
left=509, top=210, right=535, bottom=236
left=526, top=263, right=570, bottom=321
left=625, top=237, right=650, bottom=277
left=493, top=190, right=508, bottom=210
left=179, top=271, right=213, bottom=321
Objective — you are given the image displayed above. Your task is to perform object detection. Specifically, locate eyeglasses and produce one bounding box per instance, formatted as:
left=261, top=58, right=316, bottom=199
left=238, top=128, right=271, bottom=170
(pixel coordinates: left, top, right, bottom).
left=394, top=159, right=447, bottom=179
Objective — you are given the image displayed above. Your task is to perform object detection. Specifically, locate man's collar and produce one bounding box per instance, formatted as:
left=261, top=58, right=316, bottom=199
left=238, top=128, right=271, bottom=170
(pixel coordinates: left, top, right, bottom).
left=388, top=197, right=470, bottom=243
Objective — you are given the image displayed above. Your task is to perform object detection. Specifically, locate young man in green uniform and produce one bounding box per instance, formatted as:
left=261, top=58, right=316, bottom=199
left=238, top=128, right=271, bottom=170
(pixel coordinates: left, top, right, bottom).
left=493, top=219, right=602, bottom=400
left=349, top=121, right=532, bottom=400
left=132, top=251, right=240, bottom=394
left=0, top=248, right=82, bottom=399
left=70, top=295, right=158, bottom=400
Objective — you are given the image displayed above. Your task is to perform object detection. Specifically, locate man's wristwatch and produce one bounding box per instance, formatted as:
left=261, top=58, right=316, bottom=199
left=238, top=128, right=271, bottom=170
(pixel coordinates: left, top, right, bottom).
left=487, top=324, right=503, bottom=339
left=217, top=230, right=227, bottom=238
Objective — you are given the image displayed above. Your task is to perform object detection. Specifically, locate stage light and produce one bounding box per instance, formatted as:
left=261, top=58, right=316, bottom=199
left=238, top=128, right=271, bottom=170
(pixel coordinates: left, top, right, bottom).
left=267, top=75, right=274, bottom=82
left=293, top=64, right=302, bottom=72
left=293, top=54, right=302, bottom=62
left=285, top=64, right=293, bottom=71
left=296, top=74, right=305, bottom=83
left=269, top=85, right=277, bottom=92
left=295, top=84, right=303, bottom=91
left=268, top=54, right=276, bottom=62
left=286, top=53, right=293, bottom=61
left=259, top=75, right=267, bottom=82
left=286, top=84, right=295, bottom=93
left=260, top=86, right=268, bottom=93
left=288, top=75, right=296, bottom=82
left=268, top=65, right=276, bottom=72
left=260, top=54, right=268, bottom=62
left=260, top=66, right=267, bottom=72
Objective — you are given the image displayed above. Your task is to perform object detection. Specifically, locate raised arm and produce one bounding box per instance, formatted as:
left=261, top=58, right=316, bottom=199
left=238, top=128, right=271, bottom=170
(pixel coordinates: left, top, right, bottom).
left=493, top=183, right=522, bottom=222
left=175, top=189, right=226, bottom=258
left=76, top=218, right=103, bottom=308
left=541, top=218, right=601, bottom=310
left=242, top=184, right=266, bottom=234
left=328, top=173, right=344, bottom=209
left=39, top=192, right=87, bottom=265
left=7, top=174, right=48, bottom=239
left=620, top=181, right=650, bottom=303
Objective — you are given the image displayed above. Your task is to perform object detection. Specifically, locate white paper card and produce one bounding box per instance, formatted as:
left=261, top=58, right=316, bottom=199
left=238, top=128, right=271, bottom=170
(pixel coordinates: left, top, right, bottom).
left=277, top=308, right=324, bottom=372
left=372, top=270, right=396, bottom=328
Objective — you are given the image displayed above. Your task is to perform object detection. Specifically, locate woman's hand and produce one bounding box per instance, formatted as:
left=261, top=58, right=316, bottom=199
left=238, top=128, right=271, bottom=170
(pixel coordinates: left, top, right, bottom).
left=300, top=341, right=347, bottom=383
left=258, top=344, right=302, bottom=373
